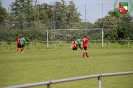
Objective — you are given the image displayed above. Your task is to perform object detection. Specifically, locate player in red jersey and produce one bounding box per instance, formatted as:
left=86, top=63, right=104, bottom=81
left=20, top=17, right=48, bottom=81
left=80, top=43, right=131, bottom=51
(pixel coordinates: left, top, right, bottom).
left=82, top=35, right=89, bottom=57
left=16, top=36, right=22, bottom=53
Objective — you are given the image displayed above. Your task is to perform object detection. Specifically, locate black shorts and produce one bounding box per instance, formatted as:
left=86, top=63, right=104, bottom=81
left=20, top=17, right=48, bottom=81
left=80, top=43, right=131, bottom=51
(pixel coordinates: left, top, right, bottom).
left=17, top=44, right=22, bottom=48
left=21, top=44, right=25, bottom=47
left=77, top=44, right=81, bottom=47
left=83, top=46, right=87, bottom=50
left=72, top=47, right=77, bottom=50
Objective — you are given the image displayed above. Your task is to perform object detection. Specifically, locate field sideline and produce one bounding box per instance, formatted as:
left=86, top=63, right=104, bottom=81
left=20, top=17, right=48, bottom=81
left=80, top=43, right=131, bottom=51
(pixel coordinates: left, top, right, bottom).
left=0, top=46, right=133, bottom=88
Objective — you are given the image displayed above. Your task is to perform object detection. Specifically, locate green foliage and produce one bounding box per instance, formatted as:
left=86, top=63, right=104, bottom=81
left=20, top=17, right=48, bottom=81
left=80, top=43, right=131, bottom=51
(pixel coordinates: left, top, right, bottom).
left=94, top=10, right=133, bottom=41
left=0, top=1, right=8, bottom=22
left=0, top=0, right=133, bottom=42
left=11, top=0, right=35, bottom=23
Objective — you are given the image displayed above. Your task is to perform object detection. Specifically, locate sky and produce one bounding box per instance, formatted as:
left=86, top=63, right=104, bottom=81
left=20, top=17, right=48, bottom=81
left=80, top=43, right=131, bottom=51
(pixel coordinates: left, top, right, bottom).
left=1, top=0, right=133, bottom=23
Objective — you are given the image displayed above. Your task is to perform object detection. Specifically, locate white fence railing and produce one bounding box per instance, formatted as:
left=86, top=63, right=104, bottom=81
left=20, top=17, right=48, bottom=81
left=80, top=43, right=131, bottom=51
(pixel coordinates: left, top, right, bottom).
left=0, top=40, right=133, bottom=49
left=4, top=71, right=133, bottom=88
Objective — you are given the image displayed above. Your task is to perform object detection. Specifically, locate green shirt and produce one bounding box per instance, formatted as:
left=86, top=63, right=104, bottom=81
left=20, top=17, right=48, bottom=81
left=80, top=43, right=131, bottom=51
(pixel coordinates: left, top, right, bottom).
left=76, top=38, right=82, bottom=45
left=21, top=38, right=26, bottom=45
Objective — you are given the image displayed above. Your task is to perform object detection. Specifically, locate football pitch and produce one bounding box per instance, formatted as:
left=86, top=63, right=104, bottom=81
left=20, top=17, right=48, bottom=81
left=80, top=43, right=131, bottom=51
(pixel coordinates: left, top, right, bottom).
left=0, top=46, right=133, bottom=88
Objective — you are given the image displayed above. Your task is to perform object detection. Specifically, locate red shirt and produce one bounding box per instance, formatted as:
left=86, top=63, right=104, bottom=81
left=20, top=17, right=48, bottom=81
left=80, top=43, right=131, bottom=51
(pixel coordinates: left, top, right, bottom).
left=82, top=38, right=88, bottom=47
left=17, top=38, right=21, bottom=45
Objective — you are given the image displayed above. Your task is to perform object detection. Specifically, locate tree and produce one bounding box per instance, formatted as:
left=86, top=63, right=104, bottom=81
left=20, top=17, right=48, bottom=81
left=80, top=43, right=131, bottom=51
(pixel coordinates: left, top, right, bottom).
left=116, top=16, right=133, bottom=40
left=37, top=0, right=81, bottom=29
left=0, top=1, right=8, bottom=23
left=11, top=0, right=36, bottom=23
left=66, top=0, right=81, bottom=29
left=94, top=10, right=133, bottom=41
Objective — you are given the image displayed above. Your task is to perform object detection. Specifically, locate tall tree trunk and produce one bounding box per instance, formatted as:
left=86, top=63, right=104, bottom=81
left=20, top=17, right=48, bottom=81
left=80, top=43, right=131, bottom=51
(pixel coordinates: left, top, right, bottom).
left=35, top=0, right=38, bottom=9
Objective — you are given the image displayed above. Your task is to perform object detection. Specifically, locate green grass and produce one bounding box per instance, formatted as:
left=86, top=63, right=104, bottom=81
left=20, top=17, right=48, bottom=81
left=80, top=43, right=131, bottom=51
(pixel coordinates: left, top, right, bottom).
left=0, top=44, right=133, bottom=88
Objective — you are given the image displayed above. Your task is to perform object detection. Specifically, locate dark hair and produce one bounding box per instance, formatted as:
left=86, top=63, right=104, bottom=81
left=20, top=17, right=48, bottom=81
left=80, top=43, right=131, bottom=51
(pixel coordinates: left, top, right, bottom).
left=84, top=35, right=87, bottom=38
left=77, top=36, right=80, bottom=38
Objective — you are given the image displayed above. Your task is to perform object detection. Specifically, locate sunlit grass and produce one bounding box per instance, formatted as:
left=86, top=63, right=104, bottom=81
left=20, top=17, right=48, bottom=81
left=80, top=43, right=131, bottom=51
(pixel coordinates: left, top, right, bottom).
left=0, top=44, right=133, bottom=88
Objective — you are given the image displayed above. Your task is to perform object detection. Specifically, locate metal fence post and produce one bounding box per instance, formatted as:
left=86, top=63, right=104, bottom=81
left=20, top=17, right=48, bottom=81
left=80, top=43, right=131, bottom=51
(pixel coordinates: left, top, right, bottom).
left=47, top=82, right=52, bottom=88
left=128, top=41, right=129, bottom=48
left=46, top=29, right=49, bottom=48
left=2, top=42, right=4, bottom=49
left=101, top=28, right=104, bottom=48
left=98, top=76, right=101, bottom=88
left=109, top=41, right=110, bottom=48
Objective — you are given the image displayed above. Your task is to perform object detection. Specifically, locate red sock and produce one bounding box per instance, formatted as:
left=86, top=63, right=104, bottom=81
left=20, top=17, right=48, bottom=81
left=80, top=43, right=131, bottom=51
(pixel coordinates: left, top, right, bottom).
left=21, top=48, right=22, bottom=52
left=22, top=47, right=24, bottom=52
left=83, top=52, right=86, bottom=57
left=86, top=52, right=89, bottom=57
left=16, top=49, right=18, bottom=52
left=85, top=52, right=87, bottom=56
left=80, top=46, right=82, bottom=50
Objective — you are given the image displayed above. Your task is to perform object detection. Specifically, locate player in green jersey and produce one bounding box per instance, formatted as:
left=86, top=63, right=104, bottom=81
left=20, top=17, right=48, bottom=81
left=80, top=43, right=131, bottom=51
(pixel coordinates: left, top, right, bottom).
left=21, top=36, right=27, bottom=53
left=76, top=36, right=83, bottom=50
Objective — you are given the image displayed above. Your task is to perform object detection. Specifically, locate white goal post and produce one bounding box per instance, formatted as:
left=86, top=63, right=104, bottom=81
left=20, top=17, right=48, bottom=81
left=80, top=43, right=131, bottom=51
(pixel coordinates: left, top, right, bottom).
left=46, top=28, right=104, bottom=48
